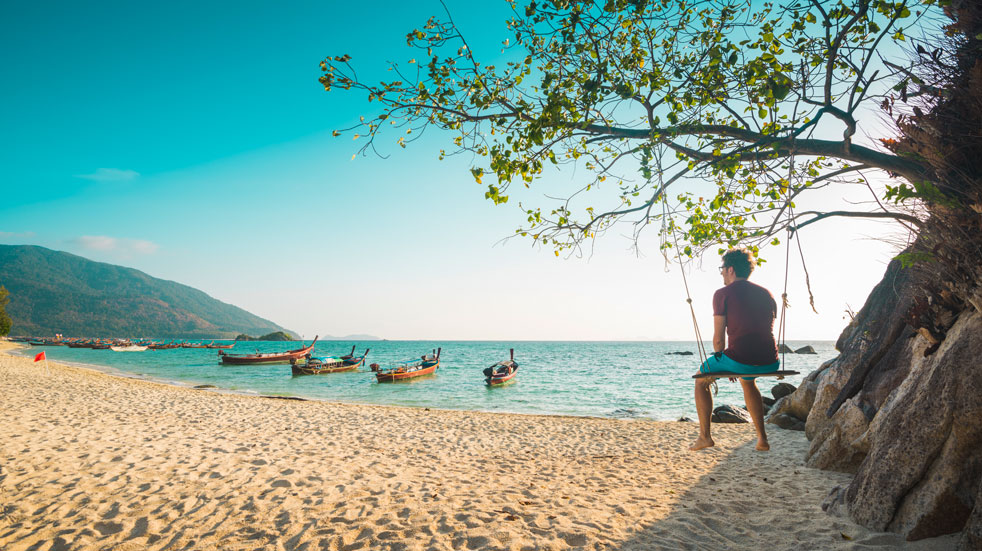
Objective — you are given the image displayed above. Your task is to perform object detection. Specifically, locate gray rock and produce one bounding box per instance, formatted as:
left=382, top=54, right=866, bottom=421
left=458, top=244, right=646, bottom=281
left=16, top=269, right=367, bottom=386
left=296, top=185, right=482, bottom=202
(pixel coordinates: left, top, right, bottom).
left=677, top=416, right=694, bottom=422
left=768, top=375, right=819, bottom=423
left=960, top=479, right=982, bottom=550
left=771, top=382, right=796, bottom=400
left=806, top=257, right=920, bottom=444
left=822, top=485, right=850, bottom=518
left=805, top=395, right=872, bottom=473
left=762, top=396, right=776, bottom=407
left=805, top=358, right=834, bottom=385
left=767, top=395, right=789, bottom=416
left=766, top=413, right=805, bottom=431
left=666, top=351, right=694, bottom=356
left=794, top=345, right=818, bottom=354
left=842, top=310, right=982, bottom=540
left=711, top=404, right=751, bottom=423
left=778, top=343, right=794, bottom=353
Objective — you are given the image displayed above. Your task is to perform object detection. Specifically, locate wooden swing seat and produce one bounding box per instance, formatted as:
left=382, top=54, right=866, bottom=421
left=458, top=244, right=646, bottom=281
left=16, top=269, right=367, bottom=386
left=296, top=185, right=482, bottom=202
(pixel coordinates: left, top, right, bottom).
left=692, top=370, right=799, bottom=380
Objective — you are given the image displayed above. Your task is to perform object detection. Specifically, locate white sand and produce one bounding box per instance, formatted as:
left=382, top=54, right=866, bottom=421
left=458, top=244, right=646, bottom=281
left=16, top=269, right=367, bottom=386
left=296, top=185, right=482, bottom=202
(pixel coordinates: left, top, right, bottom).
left=0, top=343, right=959, bottom=550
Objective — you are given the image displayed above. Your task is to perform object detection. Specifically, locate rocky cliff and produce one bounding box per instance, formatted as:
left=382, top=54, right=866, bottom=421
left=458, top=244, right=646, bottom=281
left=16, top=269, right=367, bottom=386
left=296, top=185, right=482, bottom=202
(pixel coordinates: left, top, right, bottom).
left=768, top=4, right=982, bottom=545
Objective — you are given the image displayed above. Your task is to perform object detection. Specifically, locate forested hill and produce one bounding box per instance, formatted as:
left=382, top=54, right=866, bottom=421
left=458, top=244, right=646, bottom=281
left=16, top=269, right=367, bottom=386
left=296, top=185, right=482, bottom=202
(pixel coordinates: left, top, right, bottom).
left=0, top=245, right=289, bottom=338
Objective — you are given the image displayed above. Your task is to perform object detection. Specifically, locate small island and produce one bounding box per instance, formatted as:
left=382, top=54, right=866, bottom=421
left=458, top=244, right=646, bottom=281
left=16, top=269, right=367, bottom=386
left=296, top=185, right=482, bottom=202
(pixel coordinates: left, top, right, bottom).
left=234, top=331, right=296, bottom=342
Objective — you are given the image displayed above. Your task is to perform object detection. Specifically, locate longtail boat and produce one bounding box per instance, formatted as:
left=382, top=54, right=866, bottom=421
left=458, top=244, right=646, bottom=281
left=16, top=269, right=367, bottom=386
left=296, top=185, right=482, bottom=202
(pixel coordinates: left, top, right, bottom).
left=290, top=346, right=370, bottom=375
left=375, top=348, right=441, bottom=382
left=205, top=341, right=235, bottom=349
left=218, top=336, right=319, bottom=365
left=148, top=341, right=181, bottom=350
left=67, top=341, right=94, bottom=348
left=30, top=339, right=65, bottom=346
left=484, top=349, right=519, bottom=386
left=111, top=344, right=148, bottom=352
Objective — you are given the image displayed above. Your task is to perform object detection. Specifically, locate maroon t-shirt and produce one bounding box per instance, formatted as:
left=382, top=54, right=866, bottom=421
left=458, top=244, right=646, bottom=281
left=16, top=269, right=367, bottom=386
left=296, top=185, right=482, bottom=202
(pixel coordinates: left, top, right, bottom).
left=712, top=280, right=779, bottom=366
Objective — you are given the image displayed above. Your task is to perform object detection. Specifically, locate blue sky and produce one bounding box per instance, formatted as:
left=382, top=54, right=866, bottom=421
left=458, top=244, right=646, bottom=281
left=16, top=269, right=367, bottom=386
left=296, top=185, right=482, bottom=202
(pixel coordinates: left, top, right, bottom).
left=1, top=0, right=910, bottom=340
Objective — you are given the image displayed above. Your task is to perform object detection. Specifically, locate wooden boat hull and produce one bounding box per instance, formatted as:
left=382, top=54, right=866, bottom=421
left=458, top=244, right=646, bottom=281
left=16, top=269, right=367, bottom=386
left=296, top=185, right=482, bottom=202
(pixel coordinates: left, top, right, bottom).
left=487, top=370, right=518, bottom=385
left=220, top=338, right=318, bottom=365
left=484, top=357, right=518, bottom=386
left=221, top=352, right=306, bottom=365
left=375, top=361, right=438, bottom=382
left=291, top=358, right=364, bottom=375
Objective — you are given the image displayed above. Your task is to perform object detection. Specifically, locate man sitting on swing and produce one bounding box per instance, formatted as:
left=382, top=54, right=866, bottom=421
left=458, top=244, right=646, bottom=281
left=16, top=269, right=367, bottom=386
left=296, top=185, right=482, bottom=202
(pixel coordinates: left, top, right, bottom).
left=690, top=248, right=780, bottom=452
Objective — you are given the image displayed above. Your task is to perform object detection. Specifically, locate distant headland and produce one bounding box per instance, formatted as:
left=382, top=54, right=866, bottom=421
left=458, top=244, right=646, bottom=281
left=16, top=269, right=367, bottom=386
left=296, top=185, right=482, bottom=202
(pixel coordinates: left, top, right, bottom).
left=234, top=331, right=296, bottom=341
left=0, top=244, right=290, bottom=338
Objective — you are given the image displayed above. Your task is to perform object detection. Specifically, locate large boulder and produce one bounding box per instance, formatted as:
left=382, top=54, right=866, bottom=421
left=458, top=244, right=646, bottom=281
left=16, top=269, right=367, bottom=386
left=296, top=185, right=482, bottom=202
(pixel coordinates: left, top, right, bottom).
left=778, top=343, right=794, bottom=353
left=805, top=258, right=924, bottom=470
left=768, top=412, right=805, bottom=431
left=805, top=251, right=982, bottom=540
left=795, top=345, right=817, bottom=354
left=766, top=361, right=830, bottom=426
left=806, top=394, right=875, bottom=472
left=712, top=404, right=751, bottom=423
left=840, top=309, right=982, bottom=539
left=771, top=382, right=796, bottom=400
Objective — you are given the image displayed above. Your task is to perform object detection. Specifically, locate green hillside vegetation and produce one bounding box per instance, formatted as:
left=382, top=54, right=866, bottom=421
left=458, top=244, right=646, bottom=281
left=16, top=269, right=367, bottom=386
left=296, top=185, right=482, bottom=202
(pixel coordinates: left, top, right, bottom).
left=0, top=245, right=290, bottom=338
left=235, top=331, right=296, bottom=341
left=0, top=285, right=11, bottom=336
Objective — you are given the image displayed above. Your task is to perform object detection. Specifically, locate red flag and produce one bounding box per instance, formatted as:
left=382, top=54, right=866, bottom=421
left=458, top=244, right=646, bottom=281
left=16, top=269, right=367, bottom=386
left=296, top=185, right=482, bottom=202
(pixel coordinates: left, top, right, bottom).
left=34, top=351, right=46, bottom=362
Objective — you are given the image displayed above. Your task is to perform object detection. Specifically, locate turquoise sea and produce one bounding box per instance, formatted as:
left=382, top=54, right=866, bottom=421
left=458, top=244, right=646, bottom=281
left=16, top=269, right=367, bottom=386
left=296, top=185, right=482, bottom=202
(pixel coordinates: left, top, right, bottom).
left=15, top=340, right=834, bottom=420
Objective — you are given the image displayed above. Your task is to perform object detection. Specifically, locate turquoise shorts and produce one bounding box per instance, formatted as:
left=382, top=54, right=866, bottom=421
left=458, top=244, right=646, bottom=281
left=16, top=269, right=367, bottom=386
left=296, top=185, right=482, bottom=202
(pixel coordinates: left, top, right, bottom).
left=699, top=354, right=780, bottom=381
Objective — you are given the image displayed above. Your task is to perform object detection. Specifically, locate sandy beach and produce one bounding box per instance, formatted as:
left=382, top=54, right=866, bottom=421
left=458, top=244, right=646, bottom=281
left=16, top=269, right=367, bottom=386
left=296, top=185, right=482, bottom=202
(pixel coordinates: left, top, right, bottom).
left=0, top=343, right=958, bottom=550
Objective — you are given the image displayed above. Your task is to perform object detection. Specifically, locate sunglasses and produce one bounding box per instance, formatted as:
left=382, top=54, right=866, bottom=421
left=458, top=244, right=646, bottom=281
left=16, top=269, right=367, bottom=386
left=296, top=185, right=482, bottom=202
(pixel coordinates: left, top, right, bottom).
left=718, top=265, right=728, bottom=274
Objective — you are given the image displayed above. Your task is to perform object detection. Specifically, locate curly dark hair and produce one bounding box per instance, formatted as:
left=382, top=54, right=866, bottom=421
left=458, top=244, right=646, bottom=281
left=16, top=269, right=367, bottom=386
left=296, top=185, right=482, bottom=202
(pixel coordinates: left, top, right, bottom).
left=721, top=248, right=756, bottom=278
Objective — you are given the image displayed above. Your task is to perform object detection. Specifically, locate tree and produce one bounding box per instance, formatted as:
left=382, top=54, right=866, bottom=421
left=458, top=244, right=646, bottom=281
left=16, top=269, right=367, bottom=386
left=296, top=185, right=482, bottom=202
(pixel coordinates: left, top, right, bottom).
left=319, top=2, right=982, bottom=540
left=0, top=285, right=11, bottom=336
left=319, top=0, right=948, bottom=259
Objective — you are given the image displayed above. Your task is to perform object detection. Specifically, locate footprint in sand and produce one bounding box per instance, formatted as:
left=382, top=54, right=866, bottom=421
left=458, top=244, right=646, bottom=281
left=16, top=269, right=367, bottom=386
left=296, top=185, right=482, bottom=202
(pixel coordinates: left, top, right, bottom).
left=94, top=521, right=123, bottom=536
left=128, top=517, right=149, bottom=539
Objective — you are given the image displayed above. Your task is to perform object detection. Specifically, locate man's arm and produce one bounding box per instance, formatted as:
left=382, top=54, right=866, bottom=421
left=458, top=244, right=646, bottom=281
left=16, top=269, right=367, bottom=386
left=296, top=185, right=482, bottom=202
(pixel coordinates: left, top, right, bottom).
left=713, top=315, right=726, bottom=354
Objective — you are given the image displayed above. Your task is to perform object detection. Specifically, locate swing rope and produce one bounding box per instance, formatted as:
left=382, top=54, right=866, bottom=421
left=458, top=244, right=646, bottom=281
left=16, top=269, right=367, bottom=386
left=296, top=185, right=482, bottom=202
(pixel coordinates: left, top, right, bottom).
left=655, top=152, right=709, bottom=367
left=655, top=152, right=714, bottom=391
left=779, top=219, right=792, bottom=372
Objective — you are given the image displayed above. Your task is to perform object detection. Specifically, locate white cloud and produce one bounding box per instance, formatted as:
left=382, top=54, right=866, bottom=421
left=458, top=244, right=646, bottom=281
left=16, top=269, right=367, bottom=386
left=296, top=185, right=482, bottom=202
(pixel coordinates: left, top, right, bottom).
left=75, top=168, right=140, bottom=182
left=72, top=235, right=159, bottom=255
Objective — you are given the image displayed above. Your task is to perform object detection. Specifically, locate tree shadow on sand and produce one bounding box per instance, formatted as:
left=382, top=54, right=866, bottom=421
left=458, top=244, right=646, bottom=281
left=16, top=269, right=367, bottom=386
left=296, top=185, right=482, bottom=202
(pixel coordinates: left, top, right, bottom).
left=608, top=435, right=959, bottom=551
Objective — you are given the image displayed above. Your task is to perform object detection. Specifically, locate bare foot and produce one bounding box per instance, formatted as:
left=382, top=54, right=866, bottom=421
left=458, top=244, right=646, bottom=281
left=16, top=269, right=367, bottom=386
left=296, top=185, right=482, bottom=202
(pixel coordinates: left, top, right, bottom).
left=689, top=436, right=715, bottom=451
left=756, top=439, right=770, bottom=451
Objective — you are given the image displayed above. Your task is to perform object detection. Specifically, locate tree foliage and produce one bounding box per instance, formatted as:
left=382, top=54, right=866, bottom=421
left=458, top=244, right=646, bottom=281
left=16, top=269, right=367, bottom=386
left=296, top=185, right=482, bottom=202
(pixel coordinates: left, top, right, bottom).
left=319, top=0, right=950, bottom=257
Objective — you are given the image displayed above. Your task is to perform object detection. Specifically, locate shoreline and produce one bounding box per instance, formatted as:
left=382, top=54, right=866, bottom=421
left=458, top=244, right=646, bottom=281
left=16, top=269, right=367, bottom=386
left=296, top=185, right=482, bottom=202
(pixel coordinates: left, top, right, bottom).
left=0, top=342, right=959, bottom=550
left=6, top=343, right=631, bottom=423
left=4, top=342, right=822, bottom=422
